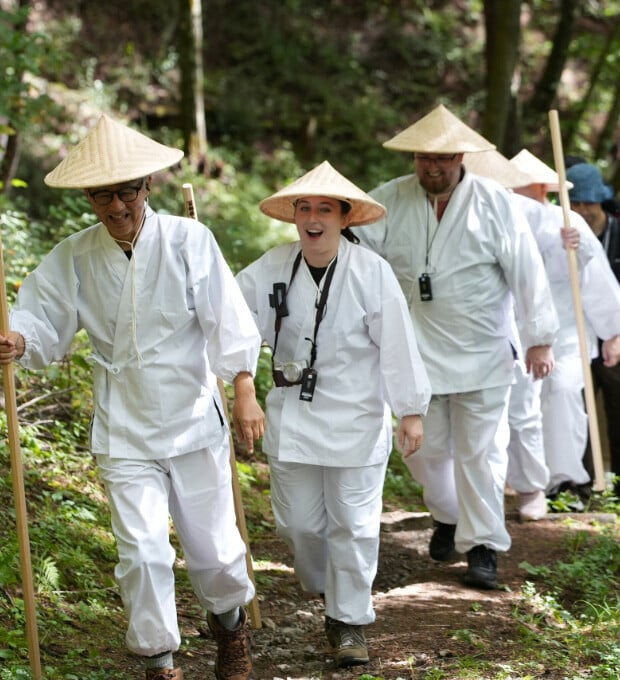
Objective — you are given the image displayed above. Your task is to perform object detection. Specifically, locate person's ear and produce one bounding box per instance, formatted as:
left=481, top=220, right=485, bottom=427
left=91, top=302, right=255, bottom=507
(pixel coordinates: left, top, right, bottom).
left=341, top=211, right=352, bottom=228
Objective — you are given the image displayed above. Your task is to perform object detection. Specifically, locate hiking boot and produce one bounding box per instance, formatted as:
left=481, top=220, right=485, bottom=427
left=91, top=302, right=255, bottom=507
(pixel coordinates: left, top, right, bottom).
left=207, top=607, right=253, bottom=680
left=145, top=669, right=183, bottom=680
left=463, top=545, right=497, bottom=590
left=429, top=521, right=457, bottom=561
left=518, top=490, right=548, bottom=521
left=324, top=615, right=369, bottom=668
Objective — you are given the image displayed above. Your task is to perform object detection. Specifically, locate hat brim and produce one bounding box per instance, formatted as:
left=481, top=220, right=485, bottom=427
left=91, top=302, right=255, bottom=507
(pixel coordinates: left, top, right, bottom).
left=464, top=150, right=533, bottom=189
left=384, top=104, right=496, bottom=154
left=259, top=161, right=386, bottom=226
left=44, top=114, right=184, bottom=188
left=510, top=149, right=573, bottom=191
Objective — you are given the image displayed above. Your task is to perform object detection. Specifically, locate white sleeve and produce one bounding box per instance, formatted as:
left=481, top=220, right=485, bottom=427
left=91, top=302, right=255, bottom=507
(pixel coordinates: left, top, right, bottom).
left=366, top=260, right=431, bottom=417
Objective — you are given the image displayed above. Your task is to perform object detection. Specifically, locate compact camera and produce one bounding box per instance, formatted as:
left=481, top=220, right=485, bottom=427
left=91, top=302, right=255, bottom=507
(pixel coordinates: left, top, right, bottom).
left=419, top=273, right=433, bottom=301
left=273, top=360, right=309, bottom=387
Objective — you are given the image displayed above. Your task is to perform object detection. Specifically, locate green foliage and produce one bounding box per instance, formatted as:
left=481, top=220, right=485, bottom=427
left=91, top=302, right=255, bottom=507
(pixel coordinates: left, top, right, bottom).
left=153, top=147, right=299, bottom=273
left=515, top=527, right=620, bottom=678
left=0, top=3, right=619, bottom=676
left=383, top=447, right=425, bottom=511
left=202, top=0, right=486, bottom=188
left=0, top=211, right=41, bottom=304
left=0, top=5, right=61, bottom=131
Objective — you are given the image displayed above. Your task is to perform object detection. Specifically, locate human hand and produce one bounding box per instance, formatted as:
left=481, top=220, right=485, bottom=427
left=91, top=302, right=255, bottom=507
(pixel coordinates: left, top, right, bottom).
left=602, top=334, right=620, bottom=367
left=397, top=414, right=424, bottom=458
left=560, top=226, right=580, bottom=250
left=525, top=344, right=555, bottom=380
left=232, top=372, right=265, bottom=453
left=0, top=332, right=24, bottom=365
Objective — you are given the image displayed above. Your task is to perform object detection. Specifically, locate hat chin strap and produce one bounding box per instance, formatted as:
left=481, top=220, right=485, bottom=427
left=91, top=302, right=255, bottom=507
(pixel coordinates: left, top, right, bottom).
left=113, top=205, right=147, bottom=367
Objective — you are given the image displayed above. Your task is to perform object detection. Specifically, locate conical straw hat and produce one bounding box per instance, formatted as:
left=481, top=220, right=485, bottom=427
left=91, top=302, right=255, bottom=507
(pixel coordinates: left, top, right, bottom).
left=259, top=160, right=386, bottom=226
left=44, top=114, right=184, bottom=188
left=383, top=104, right=496, bottom=153
left=510, top=149, right=572, bottom=191
left=463, top=149, right=532, bottom=189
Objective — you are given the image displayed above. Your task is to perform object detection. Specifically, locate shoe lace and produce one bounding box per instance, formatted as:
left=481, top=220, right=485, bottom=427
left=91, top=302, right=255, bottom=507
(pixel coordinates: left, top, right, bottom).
left=146, top=670, right=176, bottom=680
left=214, top=627, right=253, bottom=673
left=339, top=625, right=366, bottom=649
left=469, top=545, right=496, bottom=568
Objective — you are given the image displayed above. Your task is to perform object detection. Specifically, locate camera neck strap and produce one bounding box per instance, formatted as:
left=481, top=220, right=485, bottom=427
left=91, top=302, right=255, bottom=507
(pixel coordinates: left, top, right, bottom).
left=308, top=255, right=337, bottom=367
left=271, top=250, right=338, bottom=369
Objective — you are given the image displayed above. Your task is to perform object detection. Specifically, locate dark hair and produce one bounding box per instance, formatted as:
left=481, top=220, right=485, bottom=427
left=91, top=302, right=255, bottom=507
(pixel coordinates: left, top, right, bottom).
left=341, top=226, right=359, bottom=243
left=338, top=201, right=359, bottom=243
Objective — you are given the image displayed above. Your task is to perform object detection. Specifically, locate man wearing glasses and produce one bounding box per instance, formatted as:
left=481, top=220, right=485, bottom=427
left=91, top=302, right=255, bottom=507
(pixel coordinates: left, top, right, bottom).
left=0, top=114, right=264, bottom=680
left=357, top=104, right=558, bottom=590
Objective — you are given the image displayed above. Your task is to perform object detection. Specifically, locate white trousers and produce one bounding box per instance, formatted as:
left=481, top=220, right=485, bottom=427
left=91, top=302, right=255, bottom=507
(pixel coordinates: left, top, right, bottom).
left=541, top=351, right=590, bottom=492
left=96, top=438, right=254, bottom=657
left=405, top=386, right=512, bottom=553
left=269, top=458, right=388, bottom=626
left=507, top=361, right=550, bottom=493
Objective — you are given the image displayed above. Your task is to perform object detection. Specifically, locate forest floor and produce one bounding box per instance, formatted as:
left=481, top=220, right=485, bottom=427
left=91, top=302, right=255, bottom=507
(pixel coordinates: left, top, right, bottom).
left=86, top=492, right=617, bottom=680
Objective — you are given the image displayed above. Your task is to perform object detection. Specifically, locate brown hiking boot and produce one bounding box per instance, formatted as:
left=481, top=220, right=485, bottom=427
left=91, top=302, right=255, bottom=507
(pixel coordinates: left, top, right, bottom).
left=207, top=607, right=253, bottom=680
left=145, top=669, right=183, bottom=680
left=324, top=615, right=369, bottom=668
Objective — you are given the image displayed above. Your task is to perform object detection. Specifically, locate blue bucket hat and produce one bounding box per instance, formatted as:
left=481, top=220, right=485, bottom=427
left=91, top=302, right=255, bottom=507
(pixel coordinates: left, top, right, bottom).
left=566, top=163, right=613, bottom=203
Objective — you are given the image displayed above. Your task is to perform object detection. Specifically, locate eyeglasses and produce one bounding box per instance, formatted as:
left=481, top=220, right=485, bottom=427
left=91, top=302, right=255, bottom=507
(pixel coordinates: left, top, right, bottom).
left=88, top=181, right=144, bottom=206
left=414, top=154, right=458, bottom=164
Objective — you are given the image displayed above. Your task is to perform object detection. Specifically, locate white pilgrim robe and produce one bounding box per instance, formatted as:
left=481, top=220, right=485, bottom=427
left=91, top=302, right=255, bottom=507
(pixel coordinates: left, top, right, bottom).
left=358, top=170, right=559, bottom=392
left=512, top=194, right=620, bottom=490
left=236, top=236, right=431, bottom=466
left=10, top=206, right=261, bottom=460
left=356, top=170, right=559, bottom=552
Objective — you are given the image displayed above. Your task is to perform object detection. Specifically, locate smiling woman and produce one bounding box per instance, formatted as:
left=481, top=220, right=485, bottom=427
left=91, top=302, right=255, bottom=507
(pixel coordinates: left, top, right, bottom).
left=292, top=196, right=351, bottom=267
left=236, top=160, right=431, bottom=670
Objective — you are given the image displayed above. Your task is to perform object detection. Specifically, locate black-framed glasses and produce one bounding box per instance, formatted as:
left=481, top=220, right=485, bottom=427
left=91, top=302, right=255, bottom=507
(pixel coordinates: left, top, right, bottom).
left=88, top=181, right=145, bottom=206
left=414, top=154, right=458, bottom=164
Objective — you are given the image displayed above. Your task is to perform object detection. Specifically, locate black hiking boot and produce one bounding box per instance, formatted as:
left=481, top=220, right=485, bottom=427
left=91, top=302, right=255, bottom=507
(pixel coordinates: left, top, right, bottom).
left=463, top=545, right=497, bottom=589
left=429, top=521, right=457, bottom=561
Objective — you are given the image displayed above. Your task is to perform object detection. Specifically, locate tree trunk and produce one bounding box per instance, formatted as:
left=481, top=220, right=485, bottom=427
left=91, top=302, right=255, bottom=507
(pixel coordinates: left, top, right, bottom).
left=482, top=0, right=521, bottom=150
left=565, top=18, right=620, bottom=152
left=179, top=0, right=208, bottom=173
left=524, top=0, right=580, bottom=137
left=0, top=0, right=28, bottom=195
left=190, top=0, right=208, bottom=172
left=0, top=129, right=20, bottom=195
left=178, top=0, right=195, bottom=160
left=596, top=83, right=620, bottom=185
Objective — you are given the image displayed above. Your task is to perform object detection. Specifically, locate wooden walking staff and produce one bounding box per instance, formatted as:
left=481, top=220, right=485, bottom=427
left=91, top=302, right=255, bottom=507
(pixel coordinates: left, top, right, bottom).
left=548, top=109, right=606, bottom=492
left=181, top=182, right=262, bottom=629
left=0, top=238, right=43, bottom=677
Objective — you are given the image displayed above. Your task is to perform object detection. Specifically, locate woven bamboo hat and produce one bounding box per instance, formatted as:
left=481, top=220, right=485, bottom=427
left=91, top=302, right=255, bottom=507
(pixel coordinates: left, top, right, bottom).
left=463, top=149, right=532, bottom=189
left=383, top=104, right=496, bottom=154
left=259, top=160, right=386, bottom=226
left=509, top=149, right=572, bottom=191
left=44, top=114, right=184, bottom=188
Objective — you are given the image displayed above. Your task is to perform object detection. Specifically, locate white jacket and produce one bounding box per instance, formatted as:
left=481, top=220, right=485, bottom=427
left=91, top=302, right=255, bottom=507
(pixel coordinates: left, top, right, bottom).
left=10, top=206, right=261, bottom=459
left=358, top=171, right=559, bottom=393
left=236, top=237, right=431, bottom=467
left=513, top=194, right=620, bottom=357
